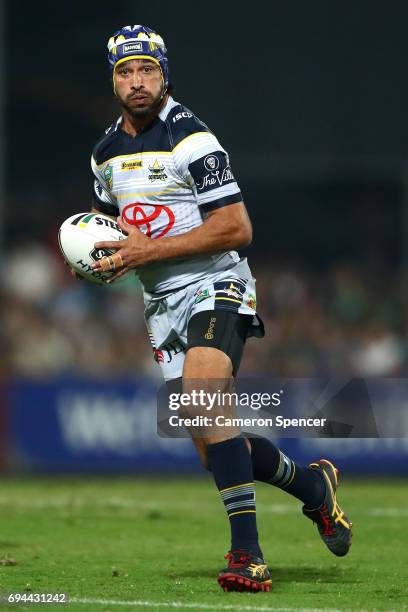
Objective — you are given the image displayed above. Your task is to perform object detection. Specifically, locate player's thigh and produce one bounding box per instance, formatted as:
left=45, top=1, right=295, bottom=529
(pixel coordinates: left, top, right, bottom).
left=183, top=346, right=232, bottom=379
left=184, top=309, right=253, bottom=378
left=183, top=310, right=253, bottom=450
left=144, top=297, right=186, bottom=381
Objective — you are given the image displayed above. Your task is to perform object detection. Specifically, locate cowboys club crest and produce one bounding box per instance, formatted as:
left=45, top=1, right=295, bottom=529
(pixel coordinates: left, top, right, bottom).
left=148, top=159, right=167, bottom=182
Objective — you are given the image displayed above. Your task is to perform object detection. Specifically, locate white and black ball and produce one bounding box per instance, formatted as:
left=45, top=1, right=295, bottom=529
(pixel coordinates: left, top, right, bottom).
left=58, top=212, right=128, bottom=285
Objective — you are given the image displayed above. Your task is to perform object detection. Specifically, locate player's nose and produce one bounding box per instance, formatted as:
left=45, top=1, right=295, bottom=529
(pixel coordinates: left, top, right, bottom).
left=130, top=70, right=143, bottom=89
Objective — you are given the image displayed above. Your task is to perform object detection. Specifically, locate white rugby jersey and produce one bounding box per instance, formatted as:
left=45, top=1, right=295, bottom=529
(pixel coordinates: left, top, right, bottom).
left=91, top=96, right=244, bottom=293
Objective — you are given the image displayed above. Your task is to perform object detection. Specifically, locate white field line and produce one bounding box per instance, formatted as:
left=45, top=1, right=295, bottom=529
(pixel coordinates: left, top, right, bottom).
left=0, top=497, right=298, bottom=512
left=70, top=597, right=349, bottom=612
left=366, top=507, right=408, bottom=517
left=0, top=496, right=406, bottom=517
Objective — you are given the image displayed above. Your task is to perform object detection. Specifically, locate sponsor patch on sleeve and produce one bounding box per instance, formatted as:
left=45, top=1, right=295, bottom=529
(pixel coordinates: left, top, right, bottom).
left=92, top=178, right=119, bottom=216
left=94, top=179, right=114, bottom=204
left=188, top=151, right=236, bottom=194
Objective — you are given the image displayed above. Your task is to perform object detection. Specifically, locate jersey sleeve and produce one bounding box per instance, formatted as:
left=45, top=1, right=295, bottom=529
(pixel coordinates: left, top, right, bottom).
left=91, top=155, right=120, bottom=217
left=173, top=132, right=243, bottom=210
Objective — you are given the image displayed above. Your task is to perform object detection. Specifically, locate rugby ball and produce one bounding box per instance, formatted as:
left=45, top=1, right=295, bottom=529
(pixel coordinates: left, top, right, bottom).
left=58, top=212, right=128, bottom=285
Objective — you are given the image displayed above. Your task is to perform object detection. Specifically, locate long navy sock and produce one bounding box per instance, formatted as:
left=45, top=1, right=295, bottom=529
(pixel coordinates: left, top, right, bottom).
left=249, top=436, right=325, bottom=508
left=207, top=437, right=262, bottom=556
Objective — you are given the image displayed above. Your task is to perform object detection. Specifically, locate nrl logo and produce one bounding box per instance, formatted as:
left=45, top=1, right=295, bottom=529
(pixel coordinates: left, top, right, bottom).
left=148, top=159, right=167, bottom=182
left=103, top=164, right=113, bottom=190
left=194, top=289, right=211, bottom=304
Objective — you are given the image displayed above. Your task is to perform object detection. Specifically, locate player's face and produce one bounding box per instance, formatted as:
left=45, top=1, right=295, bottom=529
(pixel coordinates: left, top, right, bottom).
left=114, top=59, right=164, bottom=117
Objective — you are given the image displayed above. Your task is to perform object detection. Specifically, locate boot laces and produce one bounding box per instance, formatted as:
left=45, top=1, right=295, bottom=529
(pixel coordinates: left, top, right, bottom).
left=224, top=550, right=252, bottom=567
left=319, top=504, right=336, bottom=536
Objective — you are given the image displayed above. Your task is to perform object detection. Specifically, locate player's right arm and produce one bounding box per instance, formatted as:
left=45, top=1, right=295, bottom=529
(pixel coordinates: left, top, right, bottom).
left=67, top=156, right=118, bottom=279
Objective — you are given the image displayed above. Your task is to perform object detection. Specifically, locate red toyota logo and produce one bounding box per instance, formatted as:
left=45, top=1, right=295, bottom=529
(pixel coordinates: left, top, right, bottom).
left=122, top=203, right=175, bottom=239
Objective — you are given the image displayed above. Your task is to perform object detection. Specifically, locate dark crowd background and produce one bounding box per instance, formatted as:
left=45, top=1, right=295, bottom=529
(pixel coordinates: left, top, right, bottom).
left=2, top=0, right=408, bottom=379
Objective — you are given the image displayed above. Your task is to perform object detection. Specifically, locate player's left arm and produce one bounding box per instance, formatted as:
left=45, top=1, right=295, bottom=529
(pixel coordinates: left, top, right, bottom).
left=154, top=200, right=252, bottom=255
left=91, top=200, right=252, bottom=282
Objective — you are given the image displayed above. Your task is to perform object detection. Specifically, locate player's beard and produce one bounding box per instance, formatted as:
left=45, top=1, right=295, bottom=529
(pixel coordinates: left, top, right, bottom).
left=120, top=89, right=164, bottom=121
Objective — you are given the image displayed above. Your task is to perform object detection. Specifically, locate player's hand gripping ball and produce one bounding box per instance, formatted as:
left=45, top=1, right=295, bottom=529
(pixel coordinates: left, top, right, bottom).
left=58, top=212, right=128, bottom=285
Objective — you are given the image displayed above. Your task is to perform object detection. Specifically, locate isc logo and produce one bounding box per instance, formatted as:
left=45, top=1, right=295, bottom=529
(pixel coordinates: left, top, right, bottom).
left=173, top=111, right=192, bottom=122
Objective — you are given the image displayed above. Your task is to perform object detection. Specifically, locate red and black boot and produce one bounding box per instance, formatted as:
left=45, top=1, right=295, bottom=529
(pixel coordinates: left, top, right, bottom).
left=302, top=459, right=352, bottom=557
left=218, top=549, right=272, bottom=592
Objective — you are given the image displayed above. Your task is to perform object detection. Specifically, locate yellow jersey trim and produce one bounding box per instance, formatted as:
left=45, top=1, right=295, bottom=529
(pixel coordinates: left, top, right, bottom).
left=95, top=133, right=211, bottom=169
left=214, top=297, right=242, bottom=304
left=116, top=186, right=180, bottom=199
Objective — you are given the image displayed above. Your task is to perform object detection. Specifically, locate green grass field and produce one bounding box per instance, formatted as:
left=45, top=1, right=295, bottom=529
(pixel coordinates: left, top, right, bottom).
left=0, top=476, right=407, bottom=611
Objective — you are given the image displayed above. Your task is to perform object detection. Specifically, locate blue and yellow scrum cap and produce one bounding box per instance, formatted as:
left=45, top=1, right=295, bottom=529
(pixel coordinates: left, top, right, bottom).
left=107, top=25, right=169, bottom=93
